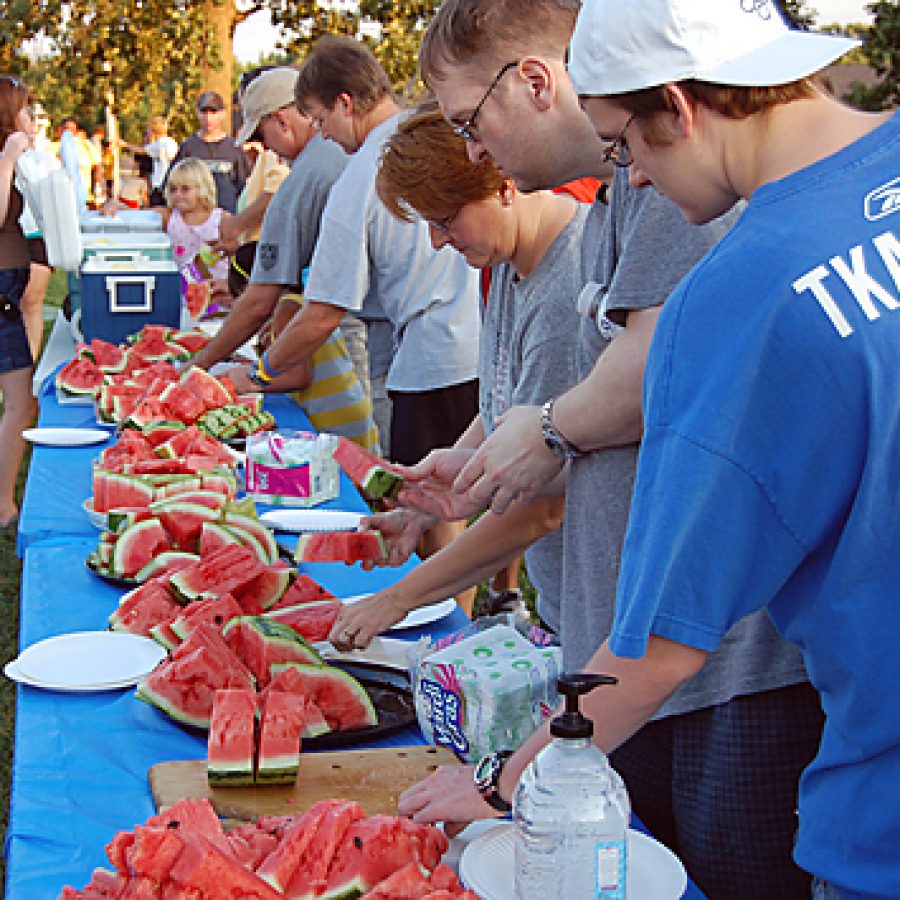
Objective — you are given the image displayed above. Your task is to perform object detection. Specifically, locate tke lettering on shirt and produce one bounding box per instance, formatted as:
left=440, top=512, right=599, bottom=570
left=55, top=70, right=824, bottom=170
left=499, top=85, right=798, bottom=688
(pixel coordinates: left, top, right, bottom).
left=792, top=230, right=899, bottom=338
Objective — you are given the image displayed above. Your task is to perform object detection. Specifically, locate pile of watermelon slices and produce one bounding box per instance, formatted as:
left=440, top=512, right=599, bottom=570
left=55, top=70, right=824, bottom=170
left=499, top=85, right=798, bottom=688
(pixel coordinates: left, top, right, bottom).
left=136, top=616, right=375, bottom=740
left=55, top=326, right=210, bottom=401
left=59, top=796, right=478, bottom=899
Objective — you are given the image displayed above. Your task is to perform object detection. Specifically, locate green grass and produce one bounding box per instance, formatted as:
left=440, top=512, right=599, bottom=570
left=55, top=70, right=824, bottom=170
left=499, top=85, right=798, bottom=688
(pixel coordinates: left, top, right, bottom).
left=0, top=269, right=67, bottom=889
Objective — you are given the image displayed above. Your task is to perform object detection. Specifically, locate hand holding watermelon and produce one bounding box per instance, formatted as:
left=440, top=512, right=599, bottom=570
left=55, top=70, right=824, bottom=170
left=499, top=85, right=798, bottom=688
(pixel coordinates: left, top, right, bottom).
left=357, top=508, right=437, bottom=570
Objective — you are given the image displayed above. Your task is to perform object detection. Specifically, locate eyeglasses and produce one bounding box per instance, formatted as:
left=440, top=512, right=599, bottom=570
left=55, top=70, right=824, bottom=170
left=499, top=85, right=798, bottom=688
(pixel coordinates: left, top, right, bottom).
left=425, top=209, right=459, bottom=234
left=452, top=61, right=517, bottom=143
left=602, top=114, right=635, bottom=168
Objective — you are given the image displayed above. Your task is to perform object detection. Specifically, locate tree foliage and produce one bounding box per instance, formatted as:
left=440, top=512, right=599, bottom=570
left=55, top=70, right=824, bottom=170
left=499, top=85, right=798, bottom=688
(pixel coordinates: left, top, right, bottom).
left=844, top=0, right=900, bottom=110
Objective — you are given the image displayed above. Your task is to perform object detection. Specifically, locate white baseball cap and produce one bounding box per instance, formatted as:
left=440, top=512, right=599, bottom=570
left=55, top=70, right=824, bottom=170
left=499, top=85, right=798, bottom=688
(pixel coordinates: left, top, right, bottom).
left=236, top=67, right=299, bottom=145
left=568, top=0, right=860, bottom=96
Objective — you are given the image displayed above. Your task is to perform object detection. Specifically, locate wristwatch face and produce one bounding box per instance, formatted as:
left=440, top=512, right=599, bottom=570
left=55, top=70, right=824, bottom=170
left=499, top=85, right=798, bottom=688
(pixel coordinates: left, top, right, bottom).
left=474, top=752, right=502, bottom=795
left=246, top=364, right=266, bottom=389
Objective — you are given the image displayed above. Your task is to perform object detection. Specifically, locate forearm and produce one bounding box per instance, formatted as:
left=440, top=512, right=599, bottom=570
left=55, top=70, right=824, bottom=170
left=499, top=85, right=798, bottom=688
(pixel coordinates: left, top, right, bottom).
left=265, top=301, right=345, bottom=375
left=454, top=415, right=485, bottom=451
left=192, top=283, right=280, bottom=369
left=225, top=193, right=271, bottom=240
left=553, top=306, right=661, bottom=452
left=384, top=497, right=563, bottom=613
left=498, top=635, right=706, bottom=799
left=0, top=158, right=15, bottom=223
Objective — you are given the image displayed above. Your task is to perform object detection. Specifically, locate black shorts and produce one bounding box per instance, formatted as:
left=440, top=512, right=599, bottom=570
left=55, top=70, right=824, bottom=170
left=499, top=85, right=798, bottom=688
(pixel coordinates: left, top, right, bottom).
left=388, top=379, right=478, bottom=466
left=0, top=268, right=32, bottom=373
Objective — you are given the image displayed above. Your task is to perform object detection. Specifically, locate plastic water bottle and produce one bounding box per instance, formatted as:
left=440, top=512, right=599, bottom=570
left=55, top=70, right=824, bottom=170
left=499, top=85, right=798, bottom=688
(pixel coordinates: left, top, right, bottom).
left=513, top=673, right=630, bottom=899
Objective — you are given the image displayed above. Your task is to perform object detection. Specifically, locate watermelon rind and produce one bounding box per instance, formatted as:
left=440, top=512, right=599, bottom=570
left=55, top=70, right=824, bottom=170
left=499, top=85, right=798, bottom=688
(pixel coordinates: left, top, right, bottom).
left=222, top=513, right=278, bottom=565
left=223, top=617, right=323, bottom=686
left=207, top=689, right=257, bottom=786
left=360, top=466, right=404, bottom=500
left=225, top=526, right=271, bottom=565
left=135, top=551, right=200, bottom=582
left=293, top=530, right=387, bottom=565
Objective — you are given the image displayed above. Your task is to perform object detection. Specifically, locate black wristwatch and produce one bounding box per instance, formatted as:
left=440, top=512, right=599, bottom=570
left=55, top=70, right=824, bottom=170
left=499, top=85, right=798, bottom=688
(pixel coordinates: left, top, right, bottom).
left=474, top=750, right=514, bottom=813
left=541, top=399, right=585, bottom=460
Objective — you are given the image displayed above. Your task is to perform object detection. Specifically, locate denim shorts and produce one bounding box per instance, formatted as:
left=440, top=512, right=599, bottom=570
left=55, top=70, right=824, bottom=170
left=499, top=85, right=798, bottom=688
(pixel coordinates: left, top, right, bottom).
left=0, top=267, right=32, bottom=373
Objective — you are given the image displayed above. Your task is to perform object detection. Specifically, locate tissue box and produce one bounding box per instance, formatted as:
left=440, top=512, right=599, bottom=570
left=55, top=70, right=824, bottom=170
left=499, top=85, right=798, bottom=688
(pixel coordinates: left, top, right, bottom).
left=245, top=430, right=340, bottom=507
left=413, top=624, right=562, bottom=762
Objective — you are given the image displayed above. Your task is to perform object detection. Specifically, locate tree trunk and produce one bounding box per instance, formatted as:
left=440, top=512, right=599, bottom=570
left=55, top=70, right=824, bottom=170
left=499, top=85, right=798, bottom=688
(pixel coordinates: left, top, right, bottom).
left=202, top=0, right=236, bottom=134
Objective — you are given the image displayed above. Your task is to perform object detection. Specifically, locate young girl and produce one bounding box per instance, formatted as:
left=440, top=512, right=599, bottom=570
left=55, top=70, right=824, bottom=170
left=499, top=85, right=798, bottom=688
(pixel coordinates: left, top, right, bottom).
left=106, top=157, right=230, bottom=281
left=0, top=75, right=39, bottom=529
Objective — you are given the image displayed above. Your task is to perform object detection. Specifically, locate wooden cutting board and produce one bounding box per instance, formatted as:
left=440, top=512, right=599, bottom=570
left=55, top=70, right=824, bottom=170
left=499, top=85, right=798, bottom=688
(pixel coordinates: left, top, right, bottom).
left=149, top=745, right=459, bottom=822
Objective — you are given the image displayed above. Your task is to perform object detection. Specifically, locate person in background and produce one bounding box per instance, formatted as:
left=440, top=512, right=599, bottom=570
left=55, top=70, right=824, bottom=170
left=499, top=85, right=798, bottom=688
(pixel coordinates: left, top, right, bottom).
left=142, top=116, right=177, bottom=207
left=191, top=67, right=377, bottom=451
left=165, top=91, right=251, bottom=213
left=58, top=117, right=91, bottom=212
left=0, top=74, right=41, bottom=530
left=227, top=37, right=483, bottom=599
left=107, top=157, right=230, bottom=284
left=329, top=103, right=586, bottom=643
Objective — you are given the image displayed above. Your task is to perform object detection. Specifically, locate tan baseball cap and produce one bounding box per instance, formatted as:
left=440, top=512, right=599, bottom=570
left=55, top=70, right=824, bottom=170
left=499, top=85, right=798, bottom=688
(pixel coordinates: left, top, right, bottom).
left=235, top=68, right=300, bottom=145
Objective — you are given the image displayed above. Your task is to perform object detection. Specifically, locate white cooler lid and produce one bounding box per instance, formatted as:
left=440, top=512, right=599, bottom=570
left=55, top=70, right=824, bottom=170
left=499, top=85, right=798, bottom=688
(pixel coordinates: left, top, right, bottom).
left=81, top=256, right=178, bottom=274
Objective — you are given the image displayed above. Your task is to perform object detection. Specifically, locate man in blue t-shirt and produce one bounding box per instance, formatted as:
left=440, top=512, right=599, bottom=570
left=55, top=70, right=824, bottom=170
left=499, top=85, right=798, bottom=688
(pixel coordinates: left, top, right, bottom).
left=551, top=2, right=894, bottom=898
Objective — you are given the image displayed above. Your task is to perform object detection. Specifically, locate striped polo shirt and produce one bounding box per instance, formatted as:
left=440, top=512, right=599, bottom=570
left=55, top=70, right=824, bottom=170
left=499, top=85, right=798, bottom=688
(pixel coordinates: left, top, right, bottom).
left=280, top=292, right=379, bottom=450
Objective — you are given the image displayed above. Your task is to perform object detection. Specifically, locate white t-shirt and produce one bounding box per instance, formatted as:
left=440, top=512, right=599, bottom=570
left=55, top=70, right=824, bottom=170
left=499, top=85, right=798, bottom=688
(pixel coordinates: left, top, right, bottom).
left=145, top=136, right=178, bottom=189
left=303, top=113, right=480, bottom=392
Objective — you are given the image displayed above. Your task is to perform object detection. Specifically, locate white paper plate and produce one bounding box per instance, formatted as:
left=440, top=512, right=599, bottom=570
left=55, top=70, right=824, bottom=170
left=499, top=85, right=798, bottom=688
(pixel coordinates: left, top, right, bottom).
left=260, top=509, right=364, bottom=533
left=82, top=498, right=108, bottom=530
left=459, top=823, right=687, bottom=900
left=313, top=636, right=419, bottom=670
left=340, top=594, right=457, bottom=631
left=22, top=427, right=110, bottom=447
left=7, top=631, right=166, bottom=690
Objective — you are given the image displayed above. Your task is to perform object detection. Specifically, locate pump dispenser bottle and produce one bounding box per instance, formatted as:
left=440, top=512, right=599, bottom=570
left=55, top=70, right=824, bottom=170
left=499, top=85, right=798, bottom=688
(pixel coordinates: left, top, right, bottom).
left=513, top=673, right=630, bottom=899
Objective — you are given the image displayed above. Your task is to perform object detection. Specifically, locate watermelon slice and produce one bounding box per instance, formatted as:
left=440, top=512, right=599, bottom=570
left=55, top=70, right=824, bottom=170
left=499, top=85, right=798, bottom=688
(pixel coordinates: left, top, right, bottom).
left=56, top=355, right=106, bottom=397
left=232, top=564, right=293, bottom=614
left=185, top=281, right=211, bottom=319
left=109, top=580, right=181, bottom=637
left=225, top=821, right=281, bottom=872
left=221, top=512, right=278, bottom=565
left=180, top=365, right=234, bottom=410
left=170, top=329, right=210, bottom=355
left=294, top=530, right=387, bottom=565
left=169, top=593, right=244, bottom=642
left=266, top=663, right=377, bottom=731
left=263, top=600, right=342, bottom=643
left=169, top=544, right=266, bottom=604
left=83, top=338, right=128, bottom=373
left=150, top=500, right=221, bottom=550
left=257, top=799, right=365, bottom=896
left=318, top=815, right=433, bottom=900
left=111, top=518, right=171, bottom=578
left=256, top=690, right=307, bottom=784
left=207, top=689, right=257, bottom=786
left=93, top=470, right=154, bottom=514
left=159, top=381, right=207, bottom=425
left=136, top=624, right=255, bottom=728
left=222, top=616, right=323, bottom=688
left=269, top=573, right=337, bottom=609
left=140, top=420, right=186, bottom=447
left=134, top=550, right=200, bottom=582
left=199, top=521, right=244, bottom=558
left=333, top=436, right=404, bottom=500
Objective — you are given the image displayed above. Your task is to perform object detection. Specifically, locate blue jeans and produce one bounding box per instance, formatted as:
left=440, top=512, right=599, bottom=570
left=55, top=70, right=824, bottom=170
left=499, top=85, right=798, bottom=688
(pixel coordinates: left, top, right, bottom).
left=812, top=878, right=844, bottom=899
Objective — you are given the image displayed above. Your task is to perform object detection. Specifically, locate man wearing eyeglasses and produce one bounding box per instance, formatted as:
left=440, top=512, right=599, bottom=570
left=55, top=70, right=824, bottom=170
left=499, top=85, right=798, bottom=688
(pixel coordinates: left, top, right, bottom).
left=395, top=1, right=825, bottom=896
left=165, top=90, right=251, bottom=213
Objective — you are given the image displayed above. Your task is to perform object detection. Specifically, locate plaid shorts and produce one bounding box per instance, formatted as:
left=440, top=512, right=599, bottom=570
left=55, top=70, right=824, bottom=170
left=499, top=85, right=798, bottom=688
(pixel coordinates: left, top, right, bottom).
left=610, top=682, right=824, bottom=900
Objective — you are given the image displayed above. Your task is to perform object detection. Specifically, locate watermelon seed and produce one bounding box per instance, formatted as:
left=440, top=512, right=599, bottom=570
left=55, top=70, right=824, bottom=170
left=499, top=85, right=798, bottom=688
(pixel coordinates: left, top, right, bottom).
left=214, top=615, right=223, bottom=624
left=167, top=820, right=180, bottom=829
left=354, top=836, right=363, bottom=849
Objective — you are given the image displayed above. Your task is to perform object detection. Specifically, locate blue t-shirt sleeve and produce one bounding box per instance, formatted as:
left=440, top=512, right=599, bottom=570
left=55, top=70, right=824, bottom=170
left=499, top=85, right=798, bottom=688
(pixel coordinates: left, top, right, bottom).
left=610, top=421, right=807, bottom=658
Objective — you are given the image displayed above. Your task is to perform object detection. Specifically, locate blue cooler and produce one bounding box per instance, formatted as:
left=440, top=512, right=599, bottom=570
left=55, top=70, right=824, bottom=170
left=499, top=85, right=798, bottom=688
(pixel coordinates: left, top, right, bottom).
left=77, top=252, right=181, bottom=345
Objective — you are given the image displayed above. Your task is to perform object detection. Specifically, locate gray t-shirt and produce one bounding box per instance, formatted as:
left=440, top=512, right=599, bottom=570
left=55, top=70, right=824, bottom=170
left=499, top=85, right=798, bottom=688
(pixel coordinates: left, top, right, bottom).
left=303, top=114, right=480, bottom=392
left=249, top=134, right=347, bottom=288
left=479, top=204, right=588, bottom=631
left=562, top=170, right=809, bottom=719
